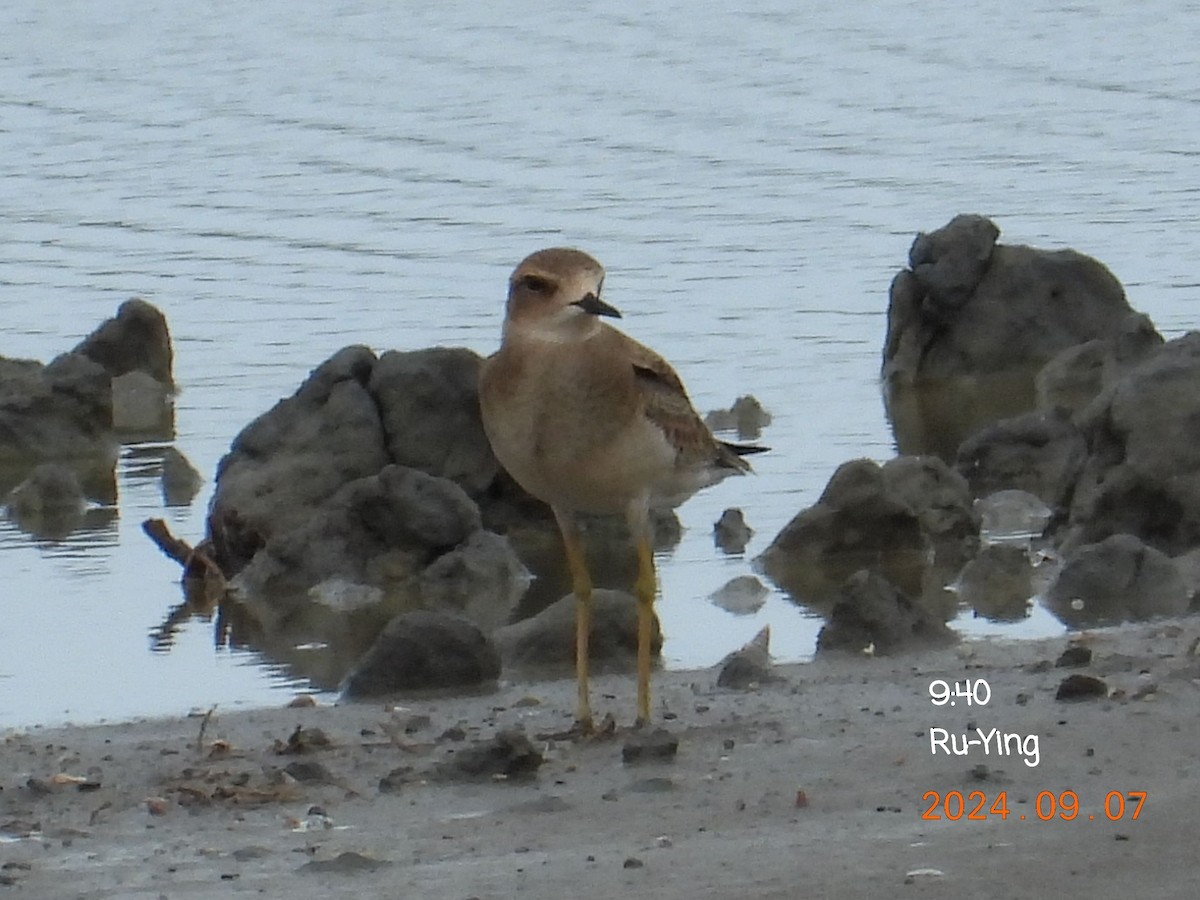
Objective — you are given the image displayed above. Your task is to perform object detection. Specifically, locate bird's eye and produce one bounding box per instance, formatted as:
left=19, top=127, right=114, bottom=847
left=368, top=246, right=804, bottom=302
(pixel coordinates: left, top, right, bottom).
left=521, top=274, right=553, bottom=294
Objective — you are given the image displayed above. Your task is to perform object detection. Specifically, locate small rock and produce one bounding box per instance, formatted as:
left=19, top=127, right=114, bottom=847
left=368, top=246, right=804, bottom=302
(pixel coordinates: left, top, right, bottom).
left=1055, top=645, right=1093, bottom=668
left=283, top=761, right=336, bottom=785
left=439, top=728, right=543, bottom=781
left=713, top=508, right=754, bottom=554
left=709, top=574, right=768, bottom=615
left=1056, top=674, right=1108, bottom=701
left=716, top=626, right=777, bottom=689
left=622, top=856, right=645, bottom=870
left=301, top=852, right=390, bottom=874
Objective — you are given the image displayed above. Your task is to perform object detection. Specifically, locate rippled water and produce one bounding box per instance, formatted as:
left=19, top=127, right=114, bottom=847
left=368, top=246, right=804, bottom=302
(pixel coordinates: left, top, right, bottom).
left=2, top=0, right=1197, bottom=726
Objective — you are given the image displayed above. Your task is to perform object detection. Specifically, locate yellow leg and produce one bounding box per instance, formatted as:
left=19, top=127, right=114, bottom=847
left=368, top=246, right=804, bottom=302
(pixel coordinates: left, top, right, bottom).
left=555, top=510, right=593, bottom=731
left=633, top=526, right=657, bottom=727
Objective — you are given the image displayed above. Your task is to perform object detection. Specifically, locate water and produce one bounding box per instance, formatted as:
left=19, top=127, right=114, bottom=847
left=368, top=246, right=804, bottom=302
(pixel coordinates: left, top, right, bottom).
left=2, top=0, right=1197, bottom=727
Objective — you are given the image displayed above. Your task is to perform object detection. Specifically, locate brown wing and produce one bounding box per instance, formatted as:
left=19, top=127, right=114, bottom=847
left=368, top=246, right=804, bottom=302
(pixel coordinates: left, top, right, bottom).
left=620, top=333, right=752, bottom=473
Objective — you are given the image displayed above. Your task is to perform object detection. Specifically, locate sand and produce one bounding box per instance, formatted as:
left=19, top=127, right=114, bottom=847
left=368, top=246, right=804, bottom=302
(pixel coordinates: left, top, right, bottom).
left=2, top=618, right=1198, bottom=899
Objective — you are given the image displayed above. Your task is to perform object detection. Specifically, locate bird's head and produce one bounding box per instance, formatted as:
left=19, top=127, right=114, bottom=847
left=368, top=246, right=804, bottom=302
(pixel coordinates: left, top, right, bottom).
left=504, top=248, right=621, bottom=341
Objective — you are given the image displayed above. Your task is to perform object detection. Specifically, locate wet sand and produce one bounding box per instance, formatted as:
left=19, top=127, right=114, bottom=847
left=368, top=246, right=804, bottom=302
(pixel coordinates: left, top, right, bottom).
left=2, top=619, right=1197, bottom=899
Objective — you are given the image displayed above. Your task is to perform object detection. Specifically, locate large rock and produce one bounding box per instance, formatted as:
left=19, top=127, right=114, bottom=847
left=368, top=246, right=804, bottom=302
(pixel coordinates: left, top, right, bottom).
left=756, top=457, right=975, bottom=605
left=232, top=464, right=483, bottom=604
left=0, top=352, right=117, bottom=498
left=1067, top=332, right=1200, bottom=554
left=73, top=297, right=174, bottom=388
left=370, top=348, right=499, bottom=497
left=341, top=610, right=501, bottom=697
left=883, top=215, right=1156, bottom=456
left=816, top=570, right=954, bottom=655
left=207, top=346, right=389, bottom=573
left=955, top=408, right=1088, bottom=511
left=1044, top=534, right=1190, bottom=627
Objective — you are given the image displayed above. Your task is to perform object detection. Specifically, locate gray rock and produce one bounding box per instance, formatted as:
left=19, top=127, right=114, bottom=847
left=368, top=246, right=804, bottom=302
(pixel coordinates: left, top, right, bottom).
left=955, top=408, right=1087, bottom=511
left=207, top=346, right=389, bottom=574
left=0, top=353, right=116, bottom=475
left=713, top=507, right=754, bottom=554
left=72, top=297, right=174, bottom=387
left=493, top=589, right=660, bottom=670
left=436, top=728, right=543, bottom=781
left=1034, top=313, right=1162, bottom=414
left=1067, top=332, right=1200, bottom=554
left=716, top=626, right=777, bottom=688
left=1044, top=533, right=1189, bottom=627
left=234, top=464, right=482, bottom=603
left=369, top=348, right=499, bottom=497
left=418, top=530, right=530, bottom=633
left=816, top=570, right=955, bottom=655
left=756, top=458, right=930, bottom=603
left=341, top=610, right=500, bottom=697
left=881, top=455, right=979, bottom=563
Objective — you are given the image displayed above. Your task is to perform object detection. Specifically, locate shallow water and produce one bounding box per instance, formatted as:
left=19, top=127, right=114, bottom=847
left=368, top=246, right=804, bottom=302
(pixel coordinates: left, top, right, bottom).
left=2, top=0, right=1197, bottom=726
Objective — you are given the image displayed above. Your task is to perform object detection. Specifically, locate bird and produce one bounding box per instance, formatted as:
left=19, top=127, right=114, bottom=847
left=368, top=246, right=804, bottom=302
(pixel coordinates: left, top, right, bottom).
left=479, top=248, right=764, bottom=730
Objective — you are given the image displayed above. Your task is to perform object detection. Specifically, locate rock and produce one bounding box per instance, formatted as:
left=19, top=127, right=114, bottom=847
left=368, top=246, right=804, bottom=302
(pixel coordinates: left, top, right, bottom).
left=883, top=215, right=1154, bottom=456
left=301, top=852, right=391, bottom=874
left=369, top=348, right=499, bottom=497
left=207, top=346, right=389, bottom=574
left=713, top=507, right=754, bottom=554
left=418, top=530, right=530, bottom=633
left=755, top=458, right=931, bottom=603
left=816, top=570, right=954, bottom=654
left=1055, top=674, right=1108, bottom=702
left=974, top=490, right=1054, bottom=543
left=1044, top=533, right=1189, bottom=627
left=5, top=462, right=86, bottom=538
left=1067, top=332, right=1200, bottom=554
left=233, top=464, right=483, bottom=604
left=160, top=447, right=203, bottom=506
left=955, top=408, right=1087, bottom=511
left=493, top=589, right=660, bottom=670
left=716, top=626, right=777, bottom=689
left=1034, top=314, right=1162, bottom=413
left=955, top=543, right=1033, bottom=622
left=437, top=728, right=543, bottom=781
left=880, top=455, right=979, bottom=566
left=341, top=610, right=500, bottom=697
left=72, top=297, right=174, bottom=387
left=1055, top=645, right=1093, bottom=668
left=0, top=353, right=116, bottom=477
left=709, top=575, right=769, bottom=616
left=111, top=370, right=173, bottom=436
left=704, top=395, right=773, bottom=440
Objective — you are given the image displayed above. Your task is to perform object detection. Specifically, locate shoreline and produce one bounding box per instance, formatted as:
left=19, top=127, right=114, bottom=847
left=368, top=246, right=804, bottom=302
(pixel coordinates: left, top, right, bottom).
left=3, top=618, right=1198, bottom=898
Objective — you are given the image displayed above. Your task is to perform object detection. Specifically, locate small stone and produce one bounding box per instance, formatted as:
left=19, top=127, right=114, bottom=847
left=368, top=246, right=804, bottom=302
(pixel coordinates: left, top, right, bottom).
left=1056, top=674, right=1108, bottom=701
left=1055, top=646, right=1093, bottom=668
left=622, top=857, right=645, bottom=869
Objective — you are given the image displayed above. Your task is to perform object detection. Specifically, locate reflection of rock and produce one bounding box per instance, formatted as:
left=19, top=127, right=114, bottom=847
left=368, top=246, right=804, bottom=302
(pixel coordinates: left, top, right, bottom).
left=713, top=507, right=753, bottom=554
left=111, top=370, right=173, bottom=437
left=493, top=589, right=659, bottom=670
left=5, top=462, right=86, bottom=539
left=1067, top=333, right=1200, bottom=555
left=883, top=215, right=1155, bottom=457
left=956, top=544, right=1033, bottom=622
left=956, top=409, right=1087, bottom=510
left=704, top=395, right=773, bottom=440
left=161, top=447, right=203, bottom=506
left=709, top=575, right=769, bottom=616
left=974, top=490, right=1054, bottom=543
left=817, top=570, right=954, bottom=654
left=1044, top=534, right=1189, bottom=627
left=756, top=456, right=976, bottom=607
left=341, top=610, right=500, bottom=697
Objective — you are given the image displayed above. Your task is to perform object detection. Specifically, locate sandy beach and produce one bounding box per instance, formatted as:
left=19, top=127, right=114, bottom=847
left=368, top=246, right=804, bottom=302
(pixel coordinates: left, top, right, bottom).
left=3, top=618, right=1197, bottom=899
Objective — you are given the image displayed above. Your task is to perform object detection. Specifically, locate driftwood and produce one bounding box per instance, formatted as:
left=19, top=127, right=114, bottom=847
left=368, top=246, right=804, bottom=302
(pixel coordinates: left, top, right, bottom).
left=142, top=518, right=227, bottom=586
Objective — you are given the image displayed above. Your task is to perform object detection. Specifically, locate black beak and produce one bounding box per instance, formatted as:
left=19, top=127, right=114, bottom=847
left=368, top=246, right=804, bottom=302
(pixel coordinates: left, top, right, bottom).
left=573, top=292, right=622, bottom=318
